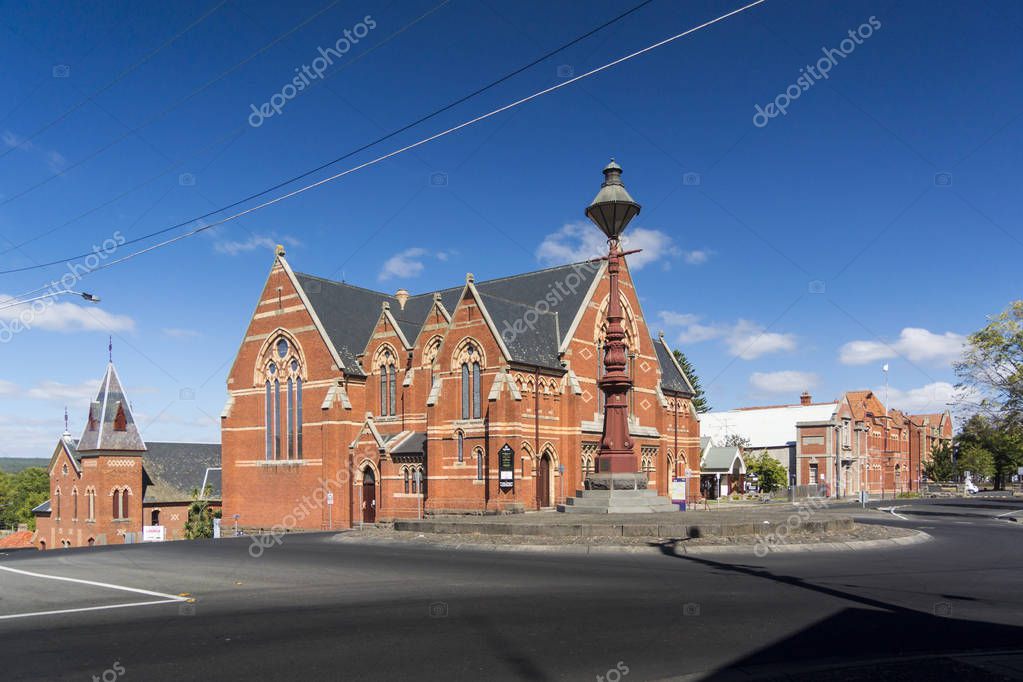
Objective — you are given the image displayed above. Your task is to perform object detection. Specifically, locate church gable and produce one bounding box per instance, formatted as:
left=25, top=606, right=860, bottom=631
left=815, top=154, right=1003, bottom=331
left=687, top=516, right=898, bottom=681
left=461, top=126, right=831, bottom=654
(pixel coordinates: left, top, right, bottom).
left=227, top=254, right=342, bottom=391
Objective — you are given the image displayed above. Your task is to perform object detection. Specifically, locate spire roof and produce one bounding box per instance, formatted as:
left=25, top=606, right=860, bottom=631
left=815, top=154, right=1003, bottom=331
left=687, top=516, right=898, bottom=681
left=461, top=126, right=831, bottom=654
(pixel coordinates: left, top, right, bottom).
left=77, top=362, right=146, bottom=453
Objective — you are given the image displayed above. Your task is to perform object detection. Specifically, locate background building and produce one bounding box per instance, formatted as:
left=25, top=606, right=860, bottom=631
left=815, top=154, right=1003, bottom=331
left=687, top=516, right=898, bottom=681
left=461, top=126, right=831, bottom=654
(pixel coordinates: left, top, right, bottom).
left=33, top=362, right=221, bottom=549
left=701, top=392, right=953, bottom=497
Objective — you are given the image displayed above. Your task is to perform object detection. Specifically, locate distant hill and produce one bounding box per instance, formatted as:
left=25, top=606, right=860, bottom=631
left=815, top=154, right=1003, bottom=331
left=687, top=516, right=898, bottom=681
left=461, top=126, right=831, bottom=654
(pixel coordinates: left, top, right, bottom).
left=0, top=458, right=49, bottom=474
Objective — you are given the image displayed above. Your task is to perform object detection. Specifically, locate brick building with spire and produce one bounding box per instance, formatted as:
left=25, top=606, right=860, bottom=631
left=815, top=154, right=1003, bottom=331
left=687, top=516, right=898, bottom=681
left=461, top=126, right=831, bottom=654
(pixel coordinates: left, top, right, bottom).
left=33, top=361, right=221, bottom=549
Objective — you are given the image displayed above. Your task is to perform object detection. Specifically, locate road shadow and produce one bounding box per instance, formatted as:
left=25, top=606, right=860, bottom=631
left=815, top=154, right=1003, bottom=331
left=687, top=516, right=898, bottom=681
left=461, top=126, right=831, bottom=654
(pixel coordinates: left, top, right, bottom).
left=658, top=544, right=1023, bottom=680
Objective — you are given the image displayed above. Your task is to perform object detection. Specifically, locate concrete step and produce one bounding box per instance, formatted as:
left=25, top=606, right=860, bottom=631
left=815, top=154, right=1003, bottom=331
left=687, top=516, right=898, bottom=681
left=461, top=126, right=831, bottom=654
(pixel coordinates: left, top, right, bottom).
left=558, top=503, right=680, bottom=514
left=558, top=488, right=680, bottom=514
left=572, top=489, right=662, bottom=499
left=564, top=496, right=664, bottom=508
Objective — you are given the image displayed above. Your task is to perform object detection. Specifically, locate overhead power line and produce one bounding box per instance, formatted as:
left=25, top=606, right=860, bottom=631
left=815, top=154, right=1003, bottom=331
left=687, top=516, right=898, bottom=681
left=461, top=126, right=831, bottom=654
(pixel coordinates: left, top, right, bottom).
left=0, top=0, right=229, bottom=162
left=1, top=0, right=657, bottom=282
left=2, top=0, right=767, bottom=294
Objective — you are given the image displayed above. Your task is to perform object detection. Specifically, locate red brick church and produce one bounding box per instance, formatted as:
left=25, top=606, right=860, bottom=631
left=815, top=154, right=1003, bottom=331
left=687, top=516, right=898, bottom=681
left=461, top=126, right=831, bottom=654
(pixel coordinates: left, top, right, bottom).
left=220, top=166, right=701, bottom=530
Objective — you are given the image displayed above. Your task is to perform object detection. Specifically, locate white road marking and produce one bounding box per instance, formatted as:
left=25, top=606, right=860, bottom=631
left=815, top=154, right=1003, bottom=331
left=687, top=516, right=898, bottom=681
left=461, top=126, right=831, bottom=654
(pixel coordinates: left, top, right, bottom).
left=995, top=509, right=1022, bottom=519
left=878, top=506, right=909, bottom=520
left=0, top=565, right=188, bottom=621
left=0, top=599, right=182, bottom=621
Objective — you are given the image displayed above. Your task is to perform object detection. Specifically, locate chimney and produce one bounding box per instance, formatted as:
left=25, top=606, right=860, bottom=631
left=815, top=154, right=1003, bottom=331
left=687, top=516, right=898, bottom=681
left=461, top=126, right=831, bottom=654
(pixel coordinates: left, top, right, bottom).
left=800, top=391, right=812, bottom=406
left=395, top=288, right=409, bottom=311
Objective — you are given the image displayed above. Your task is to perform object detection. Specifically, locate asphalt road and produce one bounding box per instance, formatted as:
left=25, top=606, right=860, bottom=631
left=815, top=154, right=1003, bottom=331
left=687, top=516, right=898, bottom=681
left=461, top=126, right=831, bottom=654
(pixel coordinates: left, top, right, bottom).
left=1, top=497, right=1022, bottom=681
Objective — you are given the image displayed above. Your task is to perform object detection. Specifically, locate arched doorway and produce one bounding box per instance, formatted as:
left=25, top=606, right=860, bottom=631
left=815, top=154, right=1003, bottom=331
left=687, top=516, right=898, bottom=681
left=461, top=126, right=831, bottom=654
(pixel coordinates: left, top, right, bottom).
left=87, top=537, right=95, bottom=547
left=362, top=467, right=376, bottom=523
left=537, top=452, right=552, bottom=508
left=38, top=540, right=45, bottom=551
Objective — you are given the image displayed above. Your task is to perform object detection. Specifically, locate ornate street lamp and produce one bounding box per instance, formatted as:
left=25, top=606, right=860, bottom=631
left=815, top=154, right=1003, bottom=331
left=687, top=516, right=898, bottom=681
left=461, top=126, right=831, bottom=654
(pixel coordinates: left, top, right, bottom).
left=586, top=160, right=642, bottom=479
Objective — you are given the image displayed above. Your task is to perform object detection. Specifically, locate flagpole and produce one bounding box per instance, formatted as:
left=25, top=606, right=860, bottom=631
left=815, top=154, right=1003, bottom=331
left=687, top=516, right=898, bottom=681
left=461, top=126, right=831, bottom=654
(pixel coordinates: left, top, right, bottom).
left=882, top=363, right=889, bottom=415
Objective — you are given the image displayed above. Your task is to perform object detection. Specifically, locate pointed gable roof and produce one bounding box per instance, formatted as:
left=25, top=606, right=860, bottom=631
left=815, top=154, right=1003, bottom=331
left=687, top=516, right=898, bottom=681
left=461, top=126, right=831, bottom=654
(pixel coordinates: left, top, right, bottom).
left=292, top=261, right=603, bottom=375
left=653, top=334, right=695, bottom=396
left=844, top=390, right=886, bottom=421
left=76, top=363, right=146, bottom=453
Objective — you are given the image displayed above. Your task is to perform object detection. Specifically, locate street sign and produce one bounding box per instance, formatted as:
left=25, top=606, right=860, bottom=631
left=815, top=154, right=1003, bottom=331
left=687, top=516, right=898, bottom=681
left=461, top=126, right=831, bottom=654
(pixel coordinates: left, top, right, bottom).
left=142, top=525, right=165, bottom=542
left=498, top=443, right=514, bottom=490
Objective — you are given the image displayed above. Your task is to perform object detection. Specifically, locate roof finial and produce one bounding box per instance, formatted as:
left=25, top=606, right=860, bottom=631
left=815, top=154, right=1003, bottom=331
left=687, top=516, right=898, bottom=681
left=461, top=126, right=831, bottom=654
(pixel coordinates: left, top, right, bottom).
left=108, top=335, right=113, bottom=363
left=63, top=406, right=69, bottom=435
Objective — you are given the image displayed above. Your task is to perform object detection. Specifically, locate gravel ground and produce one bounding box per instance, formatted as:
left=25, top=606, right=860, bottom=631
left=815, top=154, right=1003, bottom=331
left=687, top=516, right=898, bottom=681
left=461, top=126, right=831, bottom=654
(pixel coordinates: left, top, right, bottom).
left=337, top=523, right=916, bottom=547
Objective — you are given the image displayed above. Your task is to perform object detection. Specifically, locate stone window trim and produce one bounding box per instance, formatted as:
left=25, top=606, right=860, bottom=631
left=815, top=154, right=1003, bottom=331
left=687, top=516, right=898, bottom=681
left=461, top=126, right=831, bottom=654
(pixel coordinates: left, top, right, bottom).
left=259, top=332, right=307, bottom=461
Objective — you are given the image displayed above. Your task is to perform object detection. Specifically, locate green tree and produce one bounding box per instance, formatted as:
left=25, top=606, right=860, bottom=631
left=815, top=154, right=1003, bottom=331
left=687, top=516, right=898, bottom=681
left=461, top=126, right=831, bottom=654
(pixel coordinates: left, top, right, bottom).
left=955, top=300, right=1023, bottom=427
left=923, top=441, right=957, bottom=483
left=956, top=442, right=995, bottom=481
left=672, top=349, right=709, bottom=413
left=744, top=450, right=787, bottom=493
left=183, top=486, right=216, bottom=540
left=0, top=467, right=49, bottom=531
left=956, top=414, right=1023, bottom=489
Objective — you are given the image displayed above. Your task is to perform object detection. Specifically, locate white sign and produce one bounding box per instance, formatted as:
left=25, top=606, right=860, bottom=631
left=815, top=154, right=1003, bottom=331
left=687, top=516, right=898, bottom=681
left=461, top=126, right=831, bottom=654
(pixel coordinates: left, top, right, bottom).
left=669, top=477, right=687, bottom=503
left=142, top=525, right=165, bottom=542
left=213, top=518, right=221, bottom=539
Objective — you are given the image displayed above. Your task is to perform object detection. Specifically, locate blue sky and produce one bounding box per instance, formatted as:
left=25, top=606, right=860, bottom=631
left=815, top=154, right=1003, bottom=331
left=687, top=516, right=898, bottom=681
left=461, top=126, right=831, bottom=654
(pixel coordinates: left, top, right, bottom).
left=0, top=0, right=1019, bottom=457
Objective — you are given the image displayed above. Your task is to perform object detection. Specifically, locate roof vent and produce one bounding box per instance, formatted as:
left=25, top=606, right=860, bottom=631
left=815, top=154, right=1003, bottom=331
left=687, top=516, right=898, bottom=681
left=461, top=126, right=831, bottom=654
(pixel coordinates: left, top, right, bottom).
left=395, top=288, right=409, bottom=310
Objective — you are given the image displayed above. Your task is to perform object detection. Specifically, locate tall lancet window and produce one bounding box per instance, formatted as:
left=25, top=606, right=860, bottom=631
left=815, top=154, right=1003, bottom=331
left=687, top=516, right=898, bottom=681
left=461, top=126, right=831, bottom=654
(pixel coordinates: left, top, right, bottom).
left=378, top=348, right=397, bottom=417
left=457, top=341, right=484, bottom=421
left=260, top=336, right=306, bottom=461
left=274, top=378, right=282, bottom=459
left=287, top=378, right=295, bottom=459
left=265, top=380, right=273, bottom=461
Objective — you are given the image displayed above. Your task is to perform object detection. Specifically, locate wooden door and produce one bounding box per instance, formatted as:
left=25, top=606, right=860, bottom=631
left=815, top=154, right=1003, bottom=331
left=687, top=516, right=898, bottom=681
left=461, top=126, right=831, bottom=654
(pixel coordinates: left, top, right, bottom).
left=363, top=469, right=376, bottom=523
left=537, top=454, right=551, bottom=507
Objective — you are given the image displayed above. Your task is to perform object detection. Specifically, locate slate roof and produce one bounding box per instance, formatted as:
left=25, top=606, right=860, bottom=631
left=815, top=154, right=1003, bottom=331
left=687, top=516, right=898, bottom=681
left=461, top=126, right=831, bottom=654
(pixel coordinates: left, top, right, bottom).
left=391, top=431, right=426, bottom=455
left=141, top=442, right=222, bottom=503
left=653, top=336, right=696, bottom=396
left=77, top=363, right=146, bottom=453
left=32, top=499, right=51, bottom=514
left=293, top=261, right=602, bottom=374
left=292, top=260, right=689, bottom=394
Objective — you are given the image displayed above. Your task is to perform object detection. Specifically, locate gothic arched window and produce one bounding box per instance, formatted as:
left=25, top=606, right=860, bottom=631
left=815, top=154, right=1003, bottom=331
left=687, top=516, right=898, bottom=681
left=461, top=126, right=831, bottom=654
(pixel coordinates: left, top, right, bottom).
left=260, top=336, right=306, bottom=460
left=475, top=448, right=484, bottom=480
left=456, top=342, right=484, bottom=420
left=457, top=431, right=464, bottom=463
left=377, top=348, right=397, bottom=417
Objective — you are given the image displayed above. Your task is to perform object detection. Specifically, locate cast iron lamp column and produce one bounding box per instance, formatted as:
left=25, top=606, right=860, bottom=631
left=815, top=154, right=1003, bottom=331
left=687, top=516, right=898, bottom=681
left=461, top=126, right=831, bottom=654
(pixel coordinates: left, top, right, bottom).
left=585, top=160, right=642, bottom=476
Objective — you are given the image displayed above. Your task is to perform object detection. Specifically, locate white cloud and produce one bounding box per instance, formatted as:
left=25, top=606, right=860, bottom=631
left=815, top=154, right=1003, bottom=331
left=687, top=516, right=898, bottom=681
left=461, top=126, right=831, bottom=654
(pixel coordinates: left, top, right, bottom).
left=682, top=249, right=712, bottom=265
left=536, top=221, right=689, bottom=271
left=750, top=371, right=819, bottom=394
left=839, top=327, right=966, bottom=366
left=213, top=234, right=300, bottom=256
left=26, top=379, right=100, bottom=402
left=726, top=320, right=797, bottom=360
left=3, top=129, right=67, bottom=175
left=377, top=247, right=452, bottom=282
left=883, top=381, right=962, bottom=413
left=658, top=311, right=797, bottom=360
left=0, top=379, right=16, bottom=395
left=0, top=294, right=135, bottom=334
left=163, top=327, right=201, bottom=338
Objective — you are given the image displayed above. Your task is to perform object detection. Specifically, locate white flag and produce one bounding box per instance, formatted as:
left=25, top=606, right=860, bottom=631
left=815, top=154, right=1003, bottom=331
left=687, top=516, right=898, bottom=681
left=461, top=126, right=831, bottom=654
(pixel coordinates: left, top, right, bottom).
left=882, top=363, right=889, bottom=372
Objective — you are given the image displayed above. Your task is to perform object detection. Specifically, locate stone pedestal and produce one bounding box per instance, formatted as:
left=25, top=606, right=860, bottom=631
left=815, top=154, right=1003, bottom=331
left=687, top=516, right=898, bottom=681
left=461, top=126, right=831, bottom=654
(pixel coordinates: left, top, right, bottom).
left=558, top=474, right=677, bottom=513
